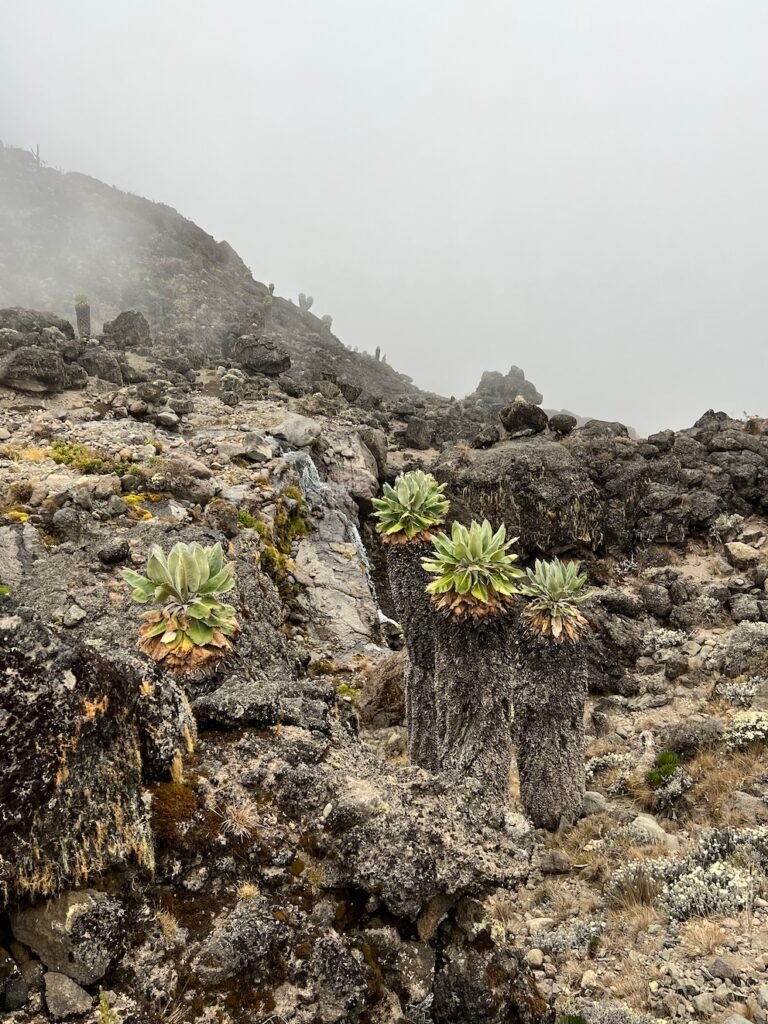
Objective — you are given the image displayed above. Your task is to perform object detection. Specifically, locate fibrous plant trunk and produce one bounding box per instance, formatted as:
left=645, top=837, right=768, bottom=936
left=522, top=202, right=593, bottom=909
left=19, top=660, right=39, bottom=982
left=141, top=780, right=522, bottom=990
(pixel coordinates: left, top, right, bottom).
left=431, top=614, right=515, bottom=811
left=385, top=541, right=438, bottom=771
left=75, top=303, right=91, bottom=339
left=512, top=631, right=587, bottom=830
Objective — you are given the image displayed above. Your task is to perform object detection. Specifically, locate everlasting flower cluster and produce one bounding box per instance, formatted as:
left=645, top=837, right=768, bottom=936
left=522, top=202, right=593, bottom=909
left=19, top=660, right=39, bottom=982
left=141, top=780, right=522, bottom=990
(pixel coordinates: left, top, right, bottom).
left=651, top=767, right=694, bottom=814
left=662, top=862, right=754, bottom=920
left=529, top=919, right=604, bottom=955
left=585, top=753, right=634, bottom=779
left=717, top=676, right=760, bottom=707
left=609, top=826, right=768, bottom=921
left=640, top=627, right=688, bottom=653
left=724, top=710, right=768, bottom=749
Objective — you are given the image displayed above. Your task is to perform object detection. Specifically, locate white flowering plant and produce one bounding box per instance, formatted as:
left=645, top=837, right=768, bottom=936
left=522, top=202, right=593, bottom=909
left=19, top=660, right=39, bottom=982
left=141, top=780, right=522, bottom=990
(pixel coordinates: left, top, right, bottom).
left=724, top=710, right=768, bottom=749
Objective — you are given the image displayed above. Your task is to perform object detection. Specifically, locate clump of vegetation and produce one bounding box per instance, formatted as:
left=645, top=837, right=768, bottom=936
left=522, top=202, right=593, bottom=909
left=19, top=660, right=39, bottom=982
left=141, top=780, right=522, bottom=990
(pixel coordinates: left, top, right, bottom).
left=50, top=439, right=110, bottom=474
left=0, top=582, right=9, bottom=596
left=372, top=470, right=449, bottom=543
left=97, top=988, right=117, bottom=1024
left=646, top=751, right=683, bottom=787
left=3, top=509, right=29, bottom=523
left=123, top=492, right=168, bottom=521
left=237, top=508, right=260, bottom=529
left=519, top=557, right=591, bottom=642
left=422, top=519, right=523, bottom=620
left=273, top=487, right=310, bottom=553
left=724, top=710, right=768, bottom=748
left=122, top=542, right=239, bottom=674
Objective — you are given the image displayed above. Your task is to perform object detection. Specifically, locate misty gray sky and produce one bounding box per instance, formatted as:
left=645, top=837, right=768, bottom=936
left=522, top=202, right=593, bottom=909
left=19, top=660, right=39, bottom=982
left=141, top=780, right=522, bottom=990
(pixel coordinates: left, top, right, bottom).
left=3, top=1, right=768, bottom=435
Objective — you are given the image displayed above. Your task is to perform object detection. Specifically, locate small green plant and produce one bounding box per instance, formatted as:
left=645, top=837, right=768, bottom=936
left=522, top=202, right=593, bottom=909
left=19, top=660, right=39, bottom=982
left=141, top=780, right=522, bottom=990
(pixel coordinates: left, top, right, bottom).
left=97, top=988, right=117, bottom=1024
left=122, top=542, right=238, bottom=674
left=372, top=470, right=449, bottom=543
left=557, top=1016, right=588, bottom=1024
left=0, top=582, right=9, bottom=596
left=519, top=557, right=591, bottom=642
left=237, top=508, right=259, bottom=529
left=422, top=519, right=523, bottom=621
left=647, top=751, right=683, bottom=788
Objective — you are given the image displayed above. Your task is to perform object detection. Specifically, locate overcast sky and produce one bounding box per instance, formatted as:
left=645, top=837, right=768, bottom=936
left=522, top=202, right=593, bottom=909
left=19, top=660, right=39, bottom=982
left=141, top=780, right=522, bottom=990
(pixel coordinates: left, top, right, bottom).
left=3, top=1, right=768, bottom=434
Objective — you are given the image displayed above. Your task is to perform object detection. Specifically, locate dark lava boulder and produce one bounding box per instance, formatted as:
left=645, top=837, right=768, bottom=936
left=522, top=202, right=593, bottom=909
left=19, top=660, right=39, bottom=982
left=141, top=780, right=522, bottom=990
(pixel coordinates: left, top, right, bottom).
left=434, top=436, right=603, bottom=557
left=0, top=346, right=86, bottom=393
left=0, top=307, right=75, bottom=340
left=233, top=333, right=291, bottom=376
left=77, top=345, right=124, bottom=384
left=499, top=397, right=549, bottom=436
left=102, top=310, right=151, bottom=348
left=548, top=413, right=578, bottom=436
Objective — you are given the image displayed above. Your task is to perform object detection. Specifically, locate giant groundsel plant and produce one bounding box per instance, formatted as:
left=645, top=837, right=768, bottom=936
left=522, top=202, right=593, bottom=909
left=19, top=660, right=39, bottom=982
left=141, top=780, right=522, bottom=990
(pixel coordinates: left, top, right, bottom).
left=372, top=470, right=449, bottom=543
left=422, top=519, right=523, bottom=621
left=123, top=541, right=238, bottom=673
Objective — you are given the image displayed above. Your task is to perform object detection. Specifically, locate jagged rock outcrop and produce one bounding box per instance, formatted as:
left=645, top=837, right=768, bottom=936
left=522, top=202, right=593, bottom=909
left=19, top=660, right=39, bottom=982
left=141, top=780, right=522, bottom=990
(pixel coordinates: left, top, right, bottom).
left=76, top=345, right=124, bottom=384
left=0, top=144, right=420, bottom=401
left=467, top=364, right=544, bottom=412
left=0, top=307, right=75, bottom=340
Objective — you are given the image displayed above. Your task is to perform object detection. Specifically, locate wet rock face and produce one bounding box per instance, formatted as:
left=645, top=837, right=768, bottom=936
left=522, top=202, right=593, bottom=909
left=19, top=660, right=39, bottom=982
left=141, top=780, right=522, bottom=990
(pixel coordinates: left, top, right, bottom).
left=0, top=603, right=190, bottom=901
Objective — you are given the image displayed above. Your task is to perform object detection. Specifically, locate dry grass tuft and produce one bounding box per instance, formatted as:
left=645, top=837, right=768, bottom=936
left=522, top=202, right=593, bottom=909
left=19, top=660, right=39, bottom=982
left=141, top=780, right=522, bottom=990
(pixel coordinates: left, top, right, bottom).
left=217, top=802, right=257, bottom=840
left=606, top=904, right=666, bottom=941
left=485, top=891, right=519, bottom=930
left=237, top=882, right=260, bottom=900
left=169, top=750, right=185, bottom=784
left=625, top=772, right=657, bottom=812
left=155, top=909, right=180, bottom=941
left=683, top=747, right=766, bottom=825
left=679, top=917, right=727, bottom=956
left=586, top=736, right=627, bottom=759
left=608, top=865, right=664, bottom=913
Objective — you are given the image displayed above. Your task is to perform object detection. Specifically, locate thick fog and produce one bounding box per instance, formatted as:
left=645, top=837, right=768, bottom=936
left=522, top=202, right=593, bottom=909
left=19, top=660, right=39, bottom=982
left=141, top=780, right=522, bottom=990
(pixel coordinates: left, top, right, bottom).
left=3, top=0, right=768, bottom=435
